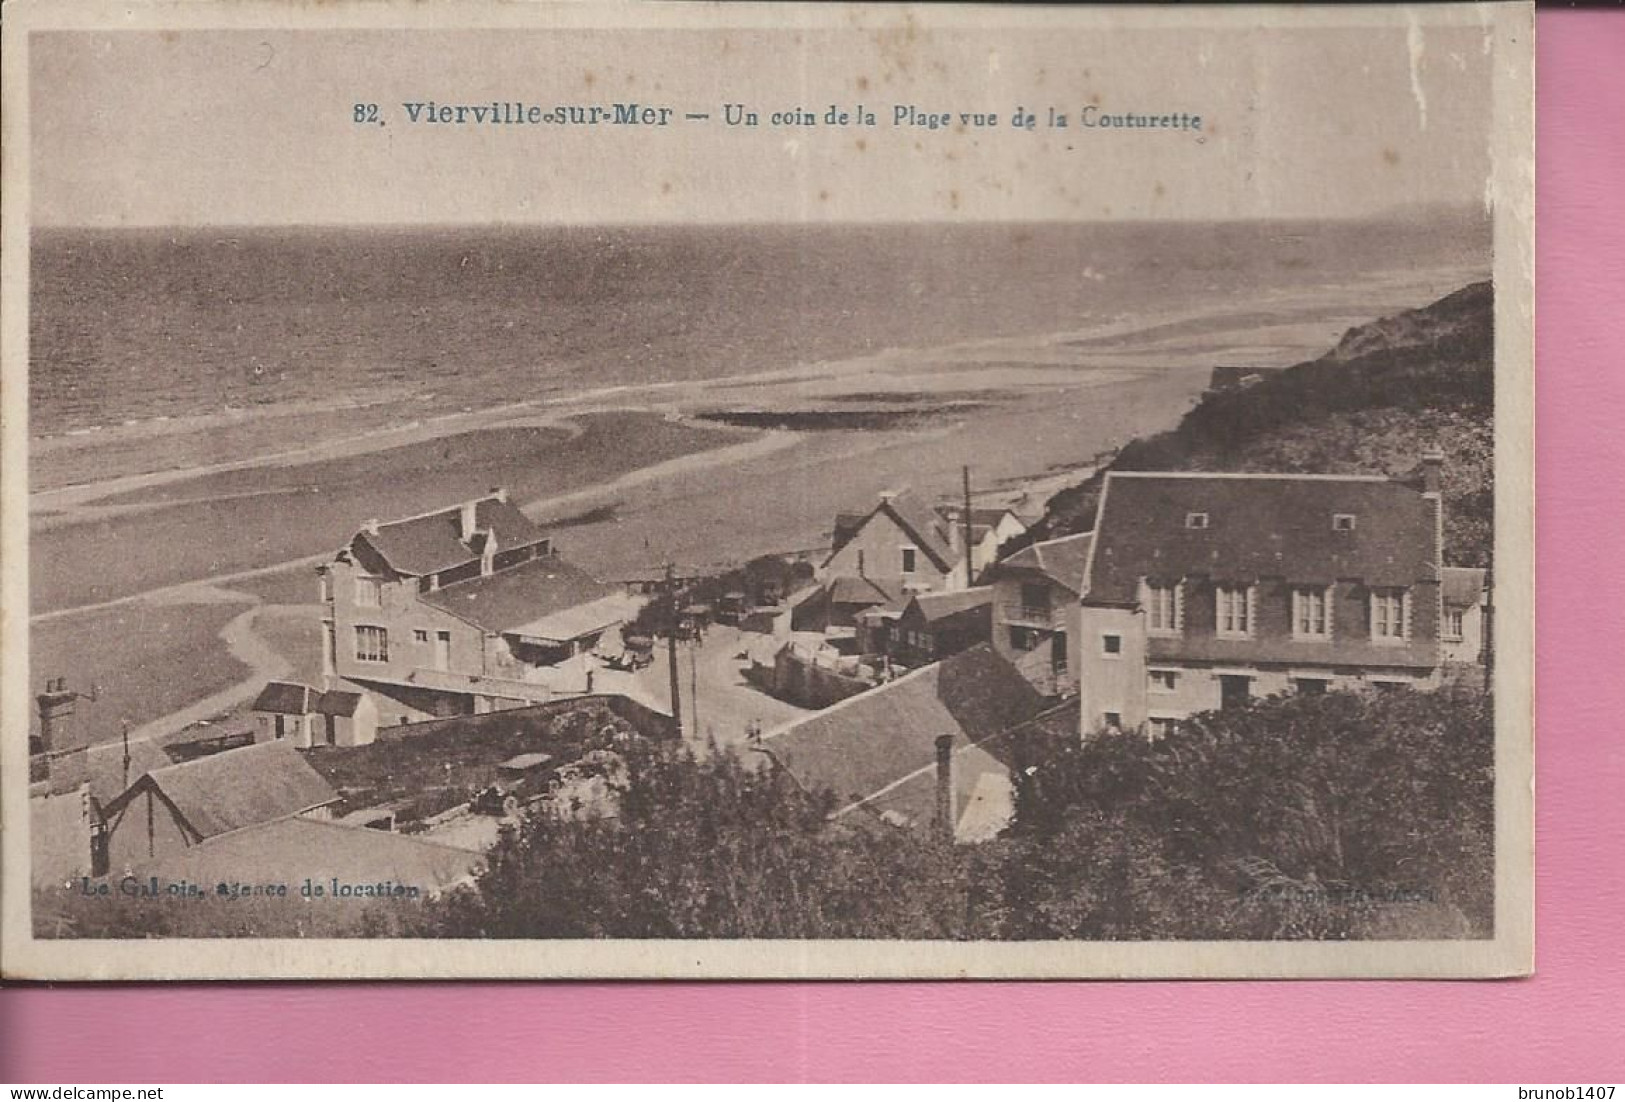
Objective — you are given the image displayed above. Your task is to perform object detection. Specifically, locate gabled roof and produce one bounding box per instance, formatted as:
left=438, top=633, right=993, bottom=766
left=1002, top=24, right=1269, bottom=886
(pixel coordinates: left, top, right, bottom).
left=1442, top=566, right=1488, bottom=607
left=902, top=587, right=993, bottom=624
left=251, top=682, right=363, bottom=717
left=354, top=494, right=548, bottom=577
left=989, top=531, right=1095, bottom=593
left=105, top=740, right=338, bottom=841
left=824, top=490, right=955, bottom=572
left=759, top=645, right=1045, bottom=823
left=252, top=681, right=316, bottom=715
left=1084, top=471, right=1439, bottom=602
left=420, top=555, right=617, bottom=635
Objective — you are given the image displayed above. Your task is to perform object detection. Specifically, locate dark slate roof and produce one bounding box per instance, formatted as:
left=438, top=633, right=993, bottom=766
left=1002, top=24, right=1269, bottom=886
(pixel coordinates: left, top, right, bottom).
left=1442, top=566, right=1487, bottom=607
left=355, top=494, right=548, bottom=576
left=827, top=575, right=904, bottom=607
left=251, top=681, right=316, bottom=715
left=315, top=690, right=365, bottom=718
left=420, top=555, right=616, bottom=634
left=1085, top=472, right=1439, bottom=602
left=760, top=645, right=1046, bottom=814
left=990, top=531, right=1095, bottom=593
left=904, top=587, right=993, bottom=623
left=110, top=740, right=338, bottom=840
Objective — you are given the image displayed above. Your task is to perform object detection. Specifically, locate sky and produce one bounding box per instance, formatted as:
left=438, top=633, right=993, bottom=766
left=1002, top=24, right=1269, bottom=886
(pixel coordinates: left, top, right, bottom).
left=28, top=14, right=1502, bottom=227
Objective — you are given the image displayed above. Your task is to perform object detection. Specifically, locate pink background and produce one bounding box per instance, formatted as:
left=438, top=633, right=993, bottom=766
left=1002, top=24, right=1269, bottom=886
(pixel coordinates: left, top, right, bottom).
left=2, top=10, right=1621, bottom=1084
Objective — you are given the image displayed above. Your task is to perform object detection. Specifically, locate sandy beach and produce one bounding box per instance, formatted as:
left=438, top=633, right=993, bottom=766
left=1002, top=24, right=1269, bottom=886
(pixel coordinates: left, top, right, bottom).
left=27, top=263, right=1487, bottom=749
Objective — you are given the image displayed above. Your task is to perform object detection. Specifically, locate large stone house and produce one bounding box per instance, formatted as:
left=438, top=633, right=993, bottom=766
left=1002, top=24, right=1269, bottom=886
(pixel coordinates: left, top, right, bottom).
left=1075, top=456, right=1473, bottom=737
left=319, top=490, right=640, bottom=724
left=984, top=531, right=1094, bottom=697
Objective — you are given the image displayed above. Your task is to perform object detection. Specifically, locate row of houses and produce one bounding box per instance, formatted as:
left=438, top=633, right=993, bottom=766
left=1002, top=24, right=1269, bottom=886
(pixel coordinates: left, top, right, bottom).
left=753, top=452, right=1490, bottom=841
left=34, top=451, right=1493, bottom=902
left=31, top=735, right=481, bottom=904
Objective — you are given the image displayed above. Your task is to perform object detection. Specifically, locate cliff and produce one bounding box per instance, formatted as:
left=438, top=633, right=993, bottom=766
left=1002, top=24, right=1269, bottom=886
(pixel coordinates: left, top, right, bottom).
left=1029, top=280, right=1496, bottom=568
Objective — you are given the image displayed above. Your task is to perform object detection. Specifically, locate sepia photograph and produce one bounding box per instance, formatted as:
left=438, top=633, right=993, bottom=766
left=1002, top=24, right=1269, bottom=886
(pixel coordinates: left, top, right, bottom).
left=1, top=1, right=1534, bottom=979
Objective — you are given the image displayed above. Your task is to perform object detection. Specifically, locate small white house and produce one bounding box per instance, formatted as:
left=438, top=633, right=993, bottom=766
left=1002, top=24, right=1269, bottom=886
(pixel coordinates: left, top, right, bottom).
left=251, top=681, right=379, bottom=748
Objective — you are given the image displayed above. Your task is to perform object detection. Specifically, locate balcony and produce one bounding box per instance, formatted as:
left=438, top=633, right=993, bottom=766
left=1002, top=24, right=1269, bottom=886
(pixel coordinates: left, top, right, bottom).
left=1000, top=602, right=1064, bottom=630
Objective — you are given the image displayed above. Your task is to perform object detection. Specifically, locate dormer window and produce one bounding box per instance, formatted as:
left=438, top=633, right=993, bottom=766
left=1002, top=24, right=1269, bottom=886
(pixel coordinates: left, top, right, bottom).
left=1185, top=512, right=1210, bottom=530
left=1333, top=514, right=1358, bottom=532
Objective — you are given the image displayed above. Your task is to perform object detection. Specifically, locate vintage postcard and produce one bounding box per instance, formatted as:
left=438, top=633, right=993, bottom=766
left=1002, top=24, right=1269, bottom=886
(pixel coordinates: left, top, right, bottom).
left=0, top=1, right=1534, bottom=979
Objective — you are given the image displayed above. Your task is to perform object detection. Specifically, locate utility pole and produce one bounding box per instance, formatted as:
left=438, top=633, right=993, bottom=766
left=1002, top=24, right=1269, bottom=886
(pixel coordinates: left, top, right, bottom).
left=121, top=719, right=132, bottom=793
left=690, top=641, right=700, bottom=740
left=961, top=465, right=975, bottom=587
left=1482, top=564, right=1494, bottom=695
left=665, top=562, right=683, bottom=738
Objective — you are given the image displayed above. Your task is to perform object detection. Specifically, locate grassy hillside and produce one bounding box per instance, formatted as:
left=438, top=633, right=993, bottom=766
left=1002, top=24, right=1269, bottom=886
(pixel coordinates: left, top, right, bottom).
left=1030, top=281, right=1495, bottom=568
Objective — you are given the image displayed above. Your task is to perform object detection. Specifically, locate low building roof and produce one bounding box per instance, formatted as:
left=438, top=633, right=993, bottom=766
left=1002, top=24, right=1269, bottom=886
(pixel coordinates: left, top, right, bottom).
left=1442, top=566, right=1488, bottom=607
left=1085, top=471, right=1439, bottom=602
left=107, top=740, right=339, bottom=841
left=827, top=575, right=903, bottom=607
left=499, top=752, right=555, bottom=772
left=139, top=817, right=480, bottom=899
left=990, top=531, right=1095, bottom=593
left=759, top=645, right=1045, bottom=826
left=903, top=587, right=994, bottom=624
left=504, top=592, right=641, bottom=645
left=251, top=681, right=316, bottom=715
left=356, top=494, right=549, bottom=577
left=421, top=555, right=617, bottom=635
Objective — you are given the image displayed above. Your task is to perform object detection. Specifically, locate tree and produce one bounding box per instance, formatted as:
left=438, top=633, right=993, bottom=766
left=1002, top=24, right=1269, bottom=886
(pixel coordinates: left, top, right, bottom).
left=421, top=739, right=976, bottom=939
left=994, top=685, right=1495, bottom=940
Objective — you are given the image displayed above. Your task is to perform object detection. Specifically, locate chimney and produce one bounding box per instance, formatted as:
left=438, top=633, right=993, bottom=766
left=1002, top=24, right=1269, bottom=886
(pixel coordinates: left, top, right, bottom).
left=1420, top=450, right=1444, bottom=498
left=35, top=678, right=77, bottom=756
left=934, top=734, right=957, bottom=844
left=489, top=487, right=508, bottom=504
left=459, top=499, right=479, bottom=541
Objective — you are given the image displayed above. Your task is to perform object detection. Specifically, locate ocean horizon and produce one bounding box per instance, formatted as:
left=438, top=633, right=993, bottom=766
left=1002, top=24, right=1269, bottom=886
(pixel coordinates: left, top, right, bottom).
left=29, top=216, right=1491, bottom=440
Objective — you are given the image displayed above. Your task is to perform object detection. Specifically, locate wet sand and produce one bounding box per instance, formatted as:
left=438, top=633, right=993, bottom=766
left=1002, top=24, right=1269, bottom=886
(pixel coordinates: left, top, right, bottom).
left=28, top=264, right=1486, bottom=747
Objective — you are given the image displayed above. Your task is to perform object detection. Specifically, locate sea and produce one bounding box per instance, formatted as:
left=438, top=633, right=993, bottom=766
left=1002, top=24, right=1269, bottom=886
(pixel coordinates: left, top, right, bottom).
left=28, top=217, right=1492, bottom=441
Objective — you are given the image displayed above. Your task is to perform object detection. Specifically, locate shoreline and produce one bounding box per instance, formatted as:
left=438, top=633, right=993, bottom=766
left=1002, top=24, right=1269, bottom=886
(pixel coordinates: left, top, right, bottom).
left=24, top=266, right=1486, bottom=750
left=27, top=261, right=1485, bottom=499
